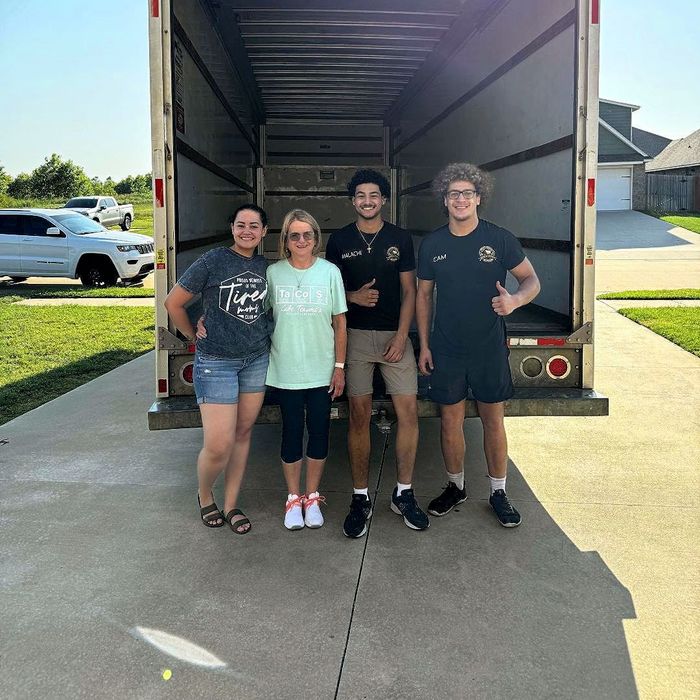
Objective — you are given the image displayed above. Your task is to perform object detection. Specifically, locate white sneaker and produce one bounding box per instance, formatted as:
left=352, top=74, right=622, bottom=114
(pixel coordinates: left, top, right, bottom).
left=284, top=494, right=304, bottom=530
left=303, top=492, right=326, bottom=529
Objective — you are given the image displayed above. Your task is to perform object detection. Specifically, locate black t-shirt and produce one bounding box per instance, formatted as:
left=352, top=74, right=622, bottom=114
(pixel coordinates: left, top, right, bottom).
left=417, top=220, right=525, bottom=356
left=325, top=221, right=415, bottom=331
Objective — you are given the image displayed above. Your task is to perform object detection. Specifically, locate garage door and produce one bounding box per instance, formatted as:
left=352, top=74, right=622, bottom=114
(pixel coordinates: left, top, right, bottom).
left=598, top=166, right=632, bottom=211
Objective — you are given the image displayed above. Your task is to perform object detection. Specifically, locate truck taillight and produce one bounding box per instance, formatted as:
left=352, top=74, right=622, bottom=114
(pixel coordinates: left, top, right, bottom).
left=181, top=362, right=194, bottom=385
left=158, top=379, right=168, bottom=393
left=520, top=356, right=543, bottom=378
left=546, top=356, right=571, bottom=379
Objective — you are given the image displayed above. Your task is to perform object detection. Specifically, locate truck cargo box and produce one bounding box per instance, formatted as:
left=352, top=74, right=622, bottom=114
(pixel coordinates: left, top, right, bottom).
left=147, top=0, right=607, bottom=429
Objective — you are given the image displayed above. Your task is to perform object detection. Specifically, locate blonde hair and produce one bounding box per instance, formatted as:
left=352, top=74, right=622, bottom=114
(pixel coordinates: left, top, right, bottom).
left=279, top=209, right=322, bottom=259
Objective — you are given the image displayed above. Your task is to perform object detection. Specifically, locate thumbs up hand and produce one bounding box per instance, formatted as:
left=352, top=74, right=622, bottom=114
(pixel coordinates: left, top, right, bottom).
left=349, top=278, right=380, bottom=307
left=492, top=280, right=517, bottom=316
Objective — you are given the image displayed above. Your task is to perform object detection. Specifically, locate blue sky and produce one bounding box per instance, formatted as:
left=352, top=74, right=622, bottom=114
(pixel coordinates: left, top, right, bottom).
left=1, top=0, right=698, bottom=180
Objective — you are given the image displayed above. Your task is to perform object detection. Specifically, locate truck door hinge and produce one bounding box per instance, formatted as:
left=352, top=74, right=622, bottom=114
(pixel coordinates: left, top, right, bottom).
left=158, top=327, right=188, bottom=350
left=165, top=142, right=172, bottom=161
left=567, top=322, right=593, bottom=344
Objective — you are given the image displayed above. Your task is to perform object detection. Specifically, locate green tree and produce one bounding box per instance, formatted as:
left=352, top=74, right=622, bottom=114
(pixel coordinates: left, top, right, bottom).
left=0, top=165, right=11, bottom=195
left=27, top=153, right=92, bottom=199
left=7, top=173, right=33, bottom=199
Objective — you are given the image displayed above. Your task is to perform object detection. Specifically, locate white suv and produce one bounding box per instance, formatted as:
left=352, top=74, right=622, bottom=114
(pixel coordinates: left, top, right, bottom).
left=0, top=209, right=155, bottom=287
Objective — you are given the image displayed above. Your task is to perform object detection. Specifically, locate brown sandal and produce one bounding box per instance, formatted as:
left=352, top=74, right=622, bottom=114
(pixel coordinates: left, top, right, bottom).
left=198, top=494, right=224, bottom=528
left=225, top=508, right=251, bottom=535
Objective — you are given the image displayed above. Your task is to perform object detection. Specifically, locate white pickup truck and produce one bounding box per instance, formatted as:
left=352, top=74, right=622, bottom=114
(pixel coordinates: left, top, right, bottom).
left=0, top=208, right=154, bottom=286
left=63, top=196, right=135, bottom=231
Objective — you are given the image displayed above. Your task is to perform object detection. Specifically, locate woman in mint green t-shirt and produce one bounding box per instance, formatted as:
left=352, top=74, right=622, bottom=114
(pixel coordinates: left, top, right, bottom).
left=266, top=209, right=347, bottom=531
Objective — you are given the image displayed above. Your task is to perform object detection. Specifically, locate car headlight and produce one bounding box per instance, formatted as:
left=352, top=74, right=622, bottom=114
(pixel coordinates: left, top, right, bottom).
left=117, top=245, right=138, bottom=252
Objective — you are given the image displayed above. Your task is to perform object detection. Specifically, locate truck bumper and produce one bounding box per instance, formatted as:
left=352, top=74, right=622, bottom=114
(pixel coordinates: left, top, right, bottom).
left=147, top=389, right=608, bottom=430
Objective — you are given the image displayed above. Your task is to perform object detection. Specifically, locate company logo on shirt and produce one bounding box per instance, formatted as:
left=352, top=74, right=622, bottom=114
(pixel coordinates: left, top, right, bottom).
left=478, top=246, right=497, bottom=263
left=341, top=250, right=363, bottom=260
left=386, top=246, right=400, bottom=262
left=433, top=253, right=447, bottom=263
left=219, top=271, right=267, bottom=324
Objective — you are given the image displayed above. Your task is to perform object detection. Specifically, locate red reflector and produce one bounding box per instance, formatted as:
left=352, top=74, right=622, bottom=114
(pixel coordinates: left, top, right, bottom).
left=182, top=363, right=194, bottom=385
left=587, top=178, right=595, bottom=206
left=187, top=343, right=196, bottom=354
left=537, top=338, right=566, bottom=346
left=548, top=357, right=569, bottom=377
left=591, top=0, right=599, bottom=24
left=158, top=379, right=168, bottom=393
left=151, top=0, right=159, bottom=18
left=154, top=178, right=164, bottom=207
left=585, top=258, right=594, bottom=265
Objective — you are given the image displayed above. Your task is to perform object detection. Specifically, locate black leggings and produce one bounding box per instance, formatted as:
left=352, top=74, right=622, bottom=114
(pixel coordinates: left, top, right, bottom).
left=278, top=386, right=332, bottom=463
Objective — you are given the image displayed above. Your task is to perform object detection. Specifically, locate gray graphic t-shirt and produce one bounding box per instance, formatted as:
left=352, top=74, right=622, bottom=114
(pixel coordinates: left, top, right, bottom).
left=177, top=247, right=270, bottom=360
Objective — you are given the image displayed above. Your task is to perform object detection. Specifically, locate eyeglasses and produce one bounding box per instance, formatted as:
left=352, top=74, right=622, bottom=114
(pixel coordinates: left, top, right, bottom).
left=288, top=231, right=315, bottom=241
left=446, top=189, right=478, bottom=201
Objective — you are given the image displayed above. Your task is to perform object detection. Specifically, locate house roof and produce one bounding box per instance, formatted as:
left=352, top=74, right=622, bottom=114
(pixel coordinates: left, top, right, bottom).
left=600, top=97, right=640, bottom=111
left=646, top=129, right=700, bottom=172
left=599, top=118, right=649, bottom=158
left=632, top=128, right=672, bottom=158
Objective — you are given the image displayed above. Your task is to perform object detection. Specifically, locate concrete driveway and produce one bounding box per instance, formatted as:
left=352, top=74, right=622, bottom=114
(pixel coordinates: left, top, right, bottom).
left=1, top=310, right=699, bottom=698
left=596, top=211, right=700, bottom=292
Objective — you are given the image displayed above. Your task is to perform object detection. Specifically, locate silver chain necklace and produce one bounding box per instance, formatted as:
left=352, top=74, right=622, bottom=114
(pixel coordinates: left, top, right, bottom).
left=355, top=222, right=383, bottom=253
left=289, top=258, right=314, bottom=288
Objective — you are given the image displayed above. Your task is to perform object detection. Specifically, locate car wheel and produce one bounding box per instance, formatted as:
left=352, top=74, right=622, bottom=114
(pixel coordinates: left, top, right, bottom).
left=120, top=214, right=132, bottom=231
left=9, top=276, right=28, bottom=283
left=80, top=262, right=118, bottom=287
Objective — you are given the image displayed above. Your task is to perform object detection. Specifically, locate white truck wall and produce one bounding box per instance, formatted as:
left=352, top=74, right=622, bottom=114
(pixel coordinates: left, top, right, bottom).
left=395, top=0, right=576, bottom=316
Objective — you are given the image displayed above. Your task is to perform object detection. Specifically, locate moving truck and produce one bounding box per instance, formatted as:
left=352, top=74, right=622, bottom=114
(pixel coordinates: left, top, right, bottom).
left=147, top=0, right=607, bottom=429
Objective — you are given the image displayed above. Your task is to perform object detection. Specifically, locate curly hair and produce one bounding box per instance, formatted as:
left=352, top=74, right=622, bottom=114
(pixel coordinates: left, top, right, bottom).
left=347, top=169, right=390, bottom=199
left=279, top=209, right=322, bottom=259
left=431, top=163, right=493, bottom=204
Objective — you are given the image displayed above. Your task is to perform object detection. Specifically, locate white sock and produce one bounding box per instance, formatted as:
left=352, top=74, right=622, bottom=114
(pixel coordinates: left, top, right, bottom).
left=489, top=475, right=506, bottom=494
left=396, top=482, right=411, bottom=495
left=447, top=471, right=465, bottom=491
left=287, top=493, right=300, bottom=501
left=353, top=487, right=369, bottom=497
left=306, top=491, right=319, bottom=500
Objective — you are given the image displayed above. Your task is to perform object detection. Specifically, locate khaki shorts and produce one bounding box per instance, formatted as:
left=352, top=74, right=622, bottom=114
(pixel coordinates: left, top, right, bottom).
left=346, top=329, right=418, bottom=396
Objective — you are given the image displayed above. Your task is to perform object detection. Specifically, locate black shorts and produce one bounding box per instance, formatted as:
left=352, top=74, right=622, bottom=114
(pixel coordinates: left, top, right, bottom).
left=427, top=345, right=514, bottom=405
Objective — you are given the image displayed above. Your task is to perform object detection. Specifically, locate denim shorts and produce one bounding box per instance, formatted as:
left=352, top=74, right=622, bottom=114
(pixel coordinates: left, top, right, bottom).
left=194, top=351, right=269, bottom=405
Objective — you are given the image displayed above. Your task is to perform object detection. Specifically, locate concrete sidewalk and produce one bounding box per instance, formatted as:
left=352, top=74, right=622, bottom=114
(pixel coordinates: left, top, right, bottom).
left=1, top=299, right=698, bottom=698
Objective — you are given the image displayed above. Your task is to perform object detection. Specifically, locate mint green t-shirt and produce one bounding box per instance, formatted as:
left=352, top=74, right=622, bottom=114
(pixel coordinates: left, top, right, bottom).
left=266, top=257, right=347, bottom=389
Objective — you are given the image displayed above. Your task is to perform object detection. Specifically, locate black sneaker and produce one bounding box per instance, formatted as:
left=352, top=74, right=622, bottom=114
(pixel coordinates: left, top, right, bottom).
left=427, top=482, right=467, bottom=516
left=489, top=489, right=521, bottom=527
left=390, top=488, right=430, bottom=531
left=343, top=494, right=373, bottom=538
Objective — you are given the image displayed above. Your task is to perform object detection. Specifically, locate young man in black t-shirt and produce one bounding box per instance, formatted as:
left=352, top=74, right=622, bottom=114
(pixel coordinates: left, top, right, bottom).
left=326, top=169, right=429, bottom=537
left=416, top=163, right=541, bottom=527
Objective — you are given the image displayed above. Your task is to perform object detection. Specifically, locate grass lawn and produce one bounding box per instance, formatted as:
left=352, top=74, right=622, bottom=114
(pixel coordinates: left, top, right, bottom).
left=618, top=307, right=700, bottom=358
left=0, top=284, right=154, bottom=299
left=129, top=201, right=154, bottom=237
left=598, top=288, right=700, bottom=300
left=659, top=213, right=700, bottom=235
left=1, top=299, right=154, bottom=424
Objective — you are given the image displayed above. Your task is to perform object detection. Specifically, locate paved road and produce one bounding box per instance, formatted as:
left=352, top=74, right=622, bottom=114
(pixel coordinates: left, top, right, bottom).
left=596, top=211, right=700, bottom=293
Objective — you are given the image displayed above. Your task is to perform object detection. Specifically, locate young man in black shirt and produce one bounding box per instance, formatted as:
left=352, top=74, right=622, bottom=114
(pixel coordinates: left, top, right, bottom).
left=416, top=163, right=540, bottom=527
left=326, top=169, right=429, bottom=537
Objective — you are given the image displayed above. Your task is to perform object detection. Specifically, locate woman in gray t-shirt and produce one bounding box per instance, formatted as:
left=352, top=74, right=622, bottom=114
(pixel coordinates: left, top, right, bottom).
left=164, top=204, right=271, bottom=535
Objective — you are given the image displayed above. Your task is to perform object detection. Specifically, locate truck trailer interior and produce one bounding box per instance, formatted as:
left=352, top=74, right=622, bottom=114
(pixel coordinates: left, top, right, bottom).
left=148, top=0, right=607, bottom=427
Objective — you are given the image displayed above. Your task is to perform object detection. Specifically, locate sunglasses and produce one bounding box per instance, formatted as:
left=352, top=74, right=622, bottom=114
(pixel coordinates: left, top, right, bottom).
left=288, top=231, right=315, bottom=241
